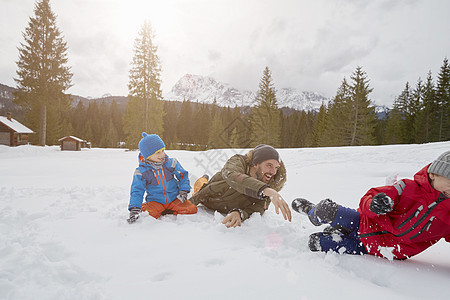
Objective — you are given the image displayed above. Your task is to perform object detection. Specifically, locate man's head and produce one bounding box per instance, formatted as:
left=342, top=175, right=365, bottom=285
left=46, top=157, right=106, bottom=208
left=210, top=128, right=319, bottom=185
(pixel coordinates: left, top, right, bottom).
left=429, top=150, right=450, bottom=197
left=251, top=144, right=280, bottom=183
left=138, top=132, right=166, bottom=163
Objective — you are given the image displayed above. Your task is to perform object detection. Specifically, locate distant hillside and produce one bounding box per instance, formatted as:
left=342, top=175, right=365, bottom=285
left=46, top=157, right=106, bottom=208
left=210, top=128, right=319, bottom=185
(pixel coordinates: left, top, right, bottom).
left=71, top=95, right=129, bottom=111
left=0, top=83, right=23, bottom=120
left=0, top=84, right=129, bottom=114
left=0, top=81, right=389, bottom=119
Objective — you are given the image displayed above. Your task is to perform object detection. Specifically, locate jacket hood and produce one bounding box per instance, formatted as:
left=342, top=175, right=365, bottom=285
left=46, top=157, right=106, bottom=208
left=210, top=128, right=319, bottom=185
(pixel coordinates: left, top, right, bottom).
left=244, top=149, right=286, bottom=191
left=414, top=164, right=434, bottom=192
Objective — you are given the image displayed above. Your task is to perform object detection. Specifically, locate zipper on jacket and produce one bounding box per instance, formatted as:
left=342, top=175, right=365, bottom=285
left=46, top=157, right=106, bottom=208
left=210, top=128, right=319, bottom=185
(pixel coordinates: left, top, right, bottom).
left=410, top=216, right=435, bottom=239
left=158, top=169, right=168, bottom=204
left=152, top=170, right=160, bottom=185
left=397, top=205, right=423, bottom=229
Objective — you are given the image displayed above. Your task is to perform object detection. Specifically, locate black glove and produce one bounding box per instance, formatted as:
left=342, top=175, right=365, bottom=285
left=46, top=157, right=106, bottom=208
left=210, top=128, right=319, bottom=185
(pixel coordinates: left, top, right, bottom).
left=177, top=190, right=189, bottom=203
left=370, top=193, right=394, bottom=215
left=127, top=207, right=140, bottom=224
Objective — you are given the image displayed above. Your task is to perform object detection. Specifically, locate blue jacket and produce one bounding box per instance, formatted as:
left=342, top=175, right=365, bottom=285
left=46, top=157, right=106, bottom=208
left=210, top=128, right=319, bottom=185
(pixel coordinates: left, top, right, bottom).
left=128, top=154, right=191, bottom=209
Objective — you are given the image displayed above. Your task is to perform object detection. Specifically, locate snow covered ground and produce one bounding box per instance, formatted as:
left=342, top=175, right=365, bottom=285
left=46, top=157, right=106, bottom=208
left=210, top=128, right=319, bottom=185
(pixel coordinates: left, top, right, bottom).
left=1, top=141, right=450, bottom=300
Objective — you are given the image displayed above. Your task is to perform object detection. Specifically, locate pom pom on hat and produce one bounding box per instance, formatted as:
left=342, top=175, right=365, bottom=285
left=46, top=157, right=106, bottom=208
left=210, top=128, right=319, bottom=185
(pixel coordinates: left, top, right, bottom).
left=138, top=132, right=165, bottom=159
left=429, top=150, right=450, bottom=179
left=252, top=144, right=280, bottom=165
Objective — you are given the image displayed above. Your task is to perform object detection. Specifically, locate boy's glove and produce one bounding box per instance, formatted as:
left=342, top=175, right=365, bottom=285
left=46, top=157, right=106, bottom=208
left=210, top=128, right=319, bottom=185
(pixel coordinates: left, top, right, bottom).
left=370, top=193, right=394, bottom=215
left=127, top=207, right=140, bottom=224
left=177, top=190, right=189, bottom=203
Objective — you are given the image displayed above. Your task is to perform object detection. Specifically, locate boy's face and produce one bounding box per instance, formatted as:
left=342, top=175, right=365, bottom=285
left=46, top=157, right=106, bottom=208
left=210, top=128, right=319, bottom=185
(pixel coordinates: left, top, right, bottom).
left=430, top=173, right=450, bottom=197
left=148, top=149, right=165, bottom=163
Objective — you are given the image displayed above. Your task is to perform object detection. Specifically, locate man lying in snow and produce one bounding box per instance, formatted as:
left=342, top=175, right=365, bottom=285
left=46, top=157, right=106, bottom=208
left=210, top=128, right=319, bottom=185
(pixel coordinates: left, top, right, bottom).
left=292, top=150, right=450, bottom=260
left=190, top=144, right=292, bottom=228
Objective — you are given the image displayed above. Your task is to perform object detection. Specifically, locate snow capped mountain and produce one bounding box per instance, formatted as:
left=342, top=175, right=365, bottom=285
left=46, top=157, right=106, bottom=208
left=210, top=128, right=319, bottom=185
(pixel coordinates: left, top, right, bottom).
left=164, top=74, right=330, bottom=111
left=164, top=74, right=254, bottom=107
left=276, top=88, right=329, bottom=111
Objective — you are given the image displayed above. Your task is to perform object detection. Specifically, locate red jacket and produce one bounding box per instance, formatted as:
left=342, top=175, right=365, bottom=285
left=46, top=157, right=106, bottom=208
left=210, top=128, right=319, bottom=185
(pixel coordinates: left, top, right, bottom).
left=358, top=165, right=450, bottom=259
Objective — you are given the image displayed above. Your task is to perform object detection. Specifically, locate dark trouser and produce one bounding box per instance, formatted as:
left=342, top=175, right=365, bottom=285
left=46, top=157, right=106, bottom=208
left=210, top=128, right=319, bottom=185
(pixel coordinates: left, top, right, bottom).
left=308, top=204, right=367, bottom=255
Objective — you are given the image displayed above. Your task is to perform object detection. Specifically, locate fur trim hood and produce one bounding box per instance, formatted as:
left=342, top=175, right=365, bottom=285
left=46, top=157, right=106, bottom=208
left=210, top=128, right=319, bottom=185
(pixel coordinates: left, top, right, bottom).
left=244, top=149, right=287, bottom=192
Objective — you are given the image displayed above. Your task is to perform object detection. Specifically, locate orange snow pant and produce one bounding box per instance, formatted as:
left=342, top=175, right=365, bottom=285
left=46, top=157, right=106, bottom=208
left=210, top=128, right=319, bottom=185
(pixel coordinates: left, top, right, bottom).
left=141, top=199, right=197, bottom=219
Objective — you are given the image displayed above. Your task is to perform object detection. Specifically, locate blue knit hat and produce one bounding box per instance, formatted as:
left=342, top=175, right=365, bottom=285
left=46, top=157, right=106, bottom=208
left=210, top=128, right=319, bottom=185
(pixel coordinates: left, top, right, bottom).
left=138, top=132, right=165, bottom=159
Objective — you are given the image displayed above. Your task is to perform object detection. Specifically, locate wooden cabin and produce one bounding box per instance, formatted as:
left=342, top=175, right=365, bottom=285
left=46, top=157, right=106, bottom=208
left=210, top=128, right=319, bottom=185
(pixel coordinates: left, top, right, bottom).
left=58, top=136, right=90, bottom=151
left=0, top=113, right=34, bottom=146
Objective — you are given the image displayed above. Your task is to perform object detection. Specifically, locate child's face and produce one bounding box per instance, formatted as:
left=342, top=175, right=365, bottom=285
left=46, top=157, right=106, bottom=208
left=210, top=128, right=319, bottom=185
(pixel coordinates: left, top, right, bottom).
left=430, top=173, right=450, bottom=197
left=149, top=149, right=165, bottom=163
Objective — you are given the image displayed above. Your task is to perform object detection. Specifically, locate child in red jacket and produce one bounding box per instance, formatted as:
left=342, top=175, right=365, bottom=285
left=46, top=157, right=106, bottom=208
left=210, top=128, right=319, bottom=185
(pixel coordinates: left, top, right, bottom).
left=292, top=150, right=450, bottom=260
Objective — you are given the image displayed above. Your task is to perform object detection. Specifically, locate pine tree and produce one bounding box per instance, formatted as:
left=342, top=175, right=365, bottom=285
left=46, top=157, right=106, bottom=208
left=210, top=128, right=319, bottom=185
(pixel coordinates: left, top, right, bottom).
left=385, top=82, right=412, bottom=144
left=347, top=66, right=376, bottom=146
left=123, top=21, right=164, bottom=148
left=14, top=0, right=73, bottom=145
left=279, top=112, right=289, bottom=147
left=72, top=100, right=86, bottom=138
left=410, top=78, right=424, bottom=143
left=110, top=100, right=124, bottom=144
left=294, top=110, right=310, bottom=147
left=285, top=111, right=301, bottom=147
left=414, top=71, right=437, bottom=142
left=197, top=103, right=211, bottom=147
left=162, top=100, right=179, bottom=148
left=230, top=127, right=240, bottom=148
left=385, top=106, right=405, bottom=144
left=208, top=114, right=227, bottom=149
left=435, top=57, right=450, bottom=141
left=321, top=77, right=352, bottom=146
left=310, top=103, right=327, bottom=147
left=250, top=67, right=281, bottom=147
left=101, top=119, right=119, bottom=148
left=321, top=68, right=375, bottom=146
left=176, top=99, right=193, bottom=145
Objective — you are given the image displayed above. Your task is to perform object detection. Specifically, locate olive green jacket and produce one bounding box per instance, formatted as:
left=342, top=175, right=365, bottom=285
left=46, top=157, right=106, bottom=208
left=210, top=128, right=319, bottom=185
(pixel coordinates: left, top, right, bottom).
left=190, top=149, right=286, bottom=221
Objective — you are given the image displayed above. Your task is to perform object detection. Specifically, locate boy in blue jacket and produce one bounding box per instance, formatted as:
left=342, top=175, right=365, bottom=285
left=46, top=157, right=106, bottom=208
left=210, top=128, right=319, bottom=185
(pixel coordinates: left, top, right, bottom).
left=127, top=133, right=197, bottom=223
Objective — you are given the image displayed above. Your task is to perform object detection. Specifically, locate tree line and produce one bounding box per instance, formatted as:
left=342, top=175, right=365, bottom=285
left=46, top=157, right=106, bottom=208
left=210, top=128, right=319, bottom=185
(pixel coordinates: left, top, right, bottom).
left=58, top=56, right=449, bottom=150
left=12, top=0, right=449, bottom=149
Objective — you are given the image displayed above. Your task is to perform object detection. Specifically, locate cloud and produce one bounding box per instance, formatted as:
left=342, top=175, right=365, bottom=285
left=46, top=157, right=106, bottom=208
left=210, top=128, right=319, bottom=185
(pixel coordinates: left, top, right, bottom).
left=2, top=0, right=450, bottom=106
left=208, top=49, right=221, bottom=62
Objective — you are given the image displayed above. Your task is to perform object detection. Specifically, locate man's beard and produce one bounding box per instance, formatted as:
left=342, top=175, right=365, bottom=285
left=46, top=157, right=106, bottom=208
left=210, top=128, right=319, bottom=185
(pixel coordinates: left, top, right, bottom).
left=256, top=166, right=271, bottom=183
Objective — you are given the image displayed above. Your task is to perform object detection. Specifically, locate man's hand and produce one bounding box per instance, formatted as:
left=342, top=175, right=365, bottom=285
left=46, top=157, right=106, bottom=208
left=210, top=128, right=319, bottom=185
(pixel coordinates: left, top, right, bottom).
left=263, top=188, right=292, bottom=222
left=222, top=211, right=242, bottom=228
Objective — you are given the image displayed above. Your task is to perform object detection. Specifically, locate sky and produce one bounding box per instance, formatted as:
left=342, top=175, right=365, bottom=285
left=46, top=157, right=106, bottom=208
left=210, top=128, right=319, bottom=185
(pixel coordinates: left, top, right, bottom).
left=1, top=0, right=450, bottom=106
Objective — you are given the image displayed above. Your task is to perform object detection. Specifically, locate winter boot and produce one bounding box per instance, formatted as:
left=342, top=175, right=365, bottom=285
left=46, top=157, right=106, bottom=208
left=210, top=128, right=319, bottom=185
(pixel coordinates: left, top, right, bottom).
left=292, top=198, right=321, bottom=226
left=313, top=198, right=340, bottom=224
left=293, top=198, right=340, bottom=227
left=308, top=232, right=323, bottom=252
left=292, top=198, right=315, bottom=214
left=193, top=174, right=209, bottom=195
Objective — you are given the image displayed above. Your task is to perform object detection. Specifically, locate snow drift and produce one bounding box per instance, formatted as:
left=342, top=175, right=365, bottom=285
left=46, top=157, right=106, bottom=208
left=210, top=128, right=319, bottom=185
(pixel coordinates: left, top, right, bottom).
left=1, top=141, right=450, bottom=300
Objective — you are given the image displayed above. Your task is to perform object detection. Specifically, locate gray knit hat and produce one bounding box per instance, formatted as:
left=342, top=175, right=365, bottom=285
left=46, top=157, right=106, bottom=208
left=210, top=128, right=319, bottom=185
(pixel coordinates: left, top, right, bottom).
left=428, top=150, right=450, bottom=179
left=252, top=144, right=280, bottom=165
